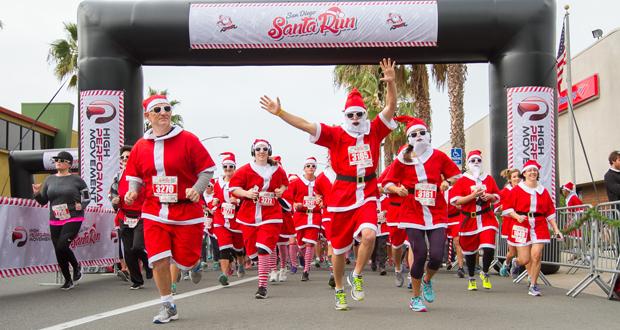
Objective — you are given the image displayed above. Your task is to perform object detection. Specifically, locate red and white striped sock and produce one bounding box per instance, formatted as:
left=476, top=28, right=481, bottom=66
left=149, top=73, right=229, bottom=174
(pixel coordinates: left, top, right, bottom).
left=279, top=245, right=288, bottom=269
left=258, top=254, right=269, bottom=288
left=289, top=245, right=298, bottom=268
left=304, top=244, right=314, bottom=273
left=269, top=252, right=277, bottom=272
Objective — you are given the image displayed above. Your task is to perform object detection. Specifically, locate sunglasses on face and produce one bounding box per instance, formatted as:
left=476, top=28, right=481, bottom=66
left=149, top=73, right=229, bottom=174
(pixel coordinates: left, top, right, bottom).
left=223, top=165, right=236, bottom=169
left=151, top=106, right=172, bottom=113
left=469, top=158, right=482, bottom=164
left=254, top=147, right=269, bottom=152
left=54, top=159, right=70, bottom=164
left=346, top=112, right=364, bottom=119
left=120, top=156, right=129, bottom=161
left=409, top=131, right=427, bottom=138
left=305, top=164, right=316, bottom=169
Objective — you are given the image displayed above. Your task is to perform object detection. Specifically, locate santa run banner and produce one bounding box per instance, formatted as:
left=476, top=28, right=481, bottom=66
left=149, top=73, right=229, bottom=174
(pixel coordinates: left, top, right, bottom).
left=189, top=1, right=438, bottom=49
left=79, top=90, right=124, bottom=209
left=0, top=197, right=118, bottom=278
left=507, top=86, right=556, bottom=202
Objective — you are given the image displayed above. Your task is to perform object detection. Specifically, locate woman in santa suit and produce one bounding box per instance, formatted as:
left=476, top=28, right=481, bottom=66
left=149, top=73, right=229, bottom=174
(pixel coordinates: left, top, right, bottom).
left=230, top=139, right=288, bottom=299
left=450, top=150, right=501, bottom=291
left=383, top=116, right=461, bottom=312
left=497, top=168, right=521, bottom=278
left=211, top=152, right=245, bottom=286
left=502, top=160, right=563, bottom=297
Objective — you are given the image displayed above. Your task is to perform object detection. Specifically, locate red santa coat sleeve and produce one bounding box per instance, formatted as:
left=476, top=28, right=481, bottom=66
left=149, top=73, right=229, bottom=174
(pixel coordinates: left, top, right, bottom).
left=449, top=176, right=469, bottom=206
left=310, top=123, right=338, bottom=147
left=186, top=132, right=217, bottom=175
left=382, top=159, right=404, bottom=189
left=439, top=151, right=462, bottom=180
left=501, top=186, right=517, bottom=216
left=228, top=166, right=248, bottom=194
left=124, top=140, right=144, bottom=185
left=542, top=189, right=556, bottom=222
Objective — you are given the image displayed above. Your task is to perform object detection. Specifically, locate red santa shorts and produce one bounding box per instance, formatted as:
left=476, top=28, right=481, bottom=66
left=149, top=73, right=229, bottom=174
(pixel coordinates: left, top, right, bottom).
left=279, top=213, right=296, bottom=238
left=446, top=223, right=461, bottom=239
left=507, top=218, right=551, bottom=246
left=321, top=212, right=333, bottom=243
left=500, top=216, right=513, bottom=238
left=241, top=223, right=282, bottom=258
left=377, top=222, right=390, bottom=237
left=296, top=227, right=320, bottom=246
left=213, top=226, right=244, bottom=252
left=388, top=225, right=407, bottom=249
left=330, top=201, right=378, bottom=255
left=459, top=229, right=497, bottom=255
left=144, top=219, right=204, bottom=270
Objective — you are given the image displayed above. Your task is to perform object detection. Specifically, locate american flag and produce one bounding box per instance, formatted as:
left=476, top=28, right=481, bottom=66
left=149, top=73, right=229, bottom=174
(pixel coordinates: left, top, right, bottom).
left=557, top=21, right=567, bottom=93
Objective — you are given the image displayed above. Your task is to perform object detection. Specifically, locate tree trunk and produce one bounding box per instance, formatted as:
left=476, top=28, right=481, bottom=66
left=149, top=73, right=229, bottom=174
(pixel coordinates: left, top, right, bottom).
left=447, top=64, right=467, bottom=169
left=411, top=64, right=432, bottom=129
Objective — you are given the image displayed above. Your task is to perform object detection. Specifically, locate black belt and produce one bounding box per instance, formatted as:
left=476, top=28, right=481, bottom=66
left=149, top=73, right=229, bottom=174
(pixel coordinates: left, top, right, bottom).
left=407, top=188, right=417, bottom=194
left=448, top=212, right=461, bottom=218
left=461, top=206, right=493, bottom=218
left=336, top=173, right=377, bottom=184
left=517, top=211, right=544, bottom=218
left=122, top=210, right=141, bottom=218
left=390, top=202, right=402, bottom=207
left=296, top=209, right=322, bottom=215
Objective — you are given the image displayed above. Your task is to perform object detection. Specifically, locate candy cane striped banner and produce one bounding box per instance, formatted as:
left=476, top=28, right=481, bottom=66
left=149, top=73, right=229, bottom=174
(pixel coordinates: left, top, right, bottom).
left=0, top=199, right=119, bottom=278
left=79, top=90, right=124, bottom=210
left=190, top=1, right=438, bottom=49
left=507, top=86, right=556, bottom=202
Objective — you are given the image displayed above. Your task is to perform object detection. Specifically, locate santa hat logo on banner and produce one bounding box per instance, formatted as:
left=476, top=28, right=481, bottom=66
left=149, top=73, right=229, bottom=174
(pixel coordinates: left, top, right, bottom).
left=142, top=95, right=170, bottom=113
left=343, top=88, right=367, bottom=114
left=521, top=160, right=541, bottom=173
left=220, top=152, right=236, bottom=166
left=467, top=150, right=482, bottom=162
left=394, top=116, right=428, bottom=135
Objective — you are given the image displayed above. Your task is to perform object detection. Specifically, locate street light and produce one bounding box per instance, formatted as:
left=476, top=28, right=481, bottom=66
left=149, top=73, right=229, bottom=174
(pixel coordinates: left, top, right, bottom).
left=201, top=135, right=229, bottom=142
left=592, top=29, right=603, bottom=40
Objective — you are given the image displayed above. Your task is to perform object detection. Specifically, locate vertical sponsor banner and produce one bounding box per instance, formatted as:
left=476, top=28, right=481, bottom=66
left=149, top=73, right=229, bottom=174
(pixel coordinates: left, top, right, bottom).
left=507, top=87, right=556, bottom=202
left=189, top=1, right=438, bottom=49
left=80, top=90, right=124, bottom=209
left=0, top=197, right=118, bottom=278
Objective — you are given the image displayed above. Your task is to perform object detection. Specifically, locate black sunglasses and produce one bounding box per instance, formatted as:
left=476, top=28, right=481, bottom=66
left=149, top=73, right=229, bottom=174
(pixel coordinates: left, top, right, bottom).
left=120, top=156, right=129, bottom=161
left=346, top=112, right=364, bottom=119
left=151, top=106, right=172, bottom=113
left=469, top=158, right=482, bottom=164
left=223, top=165, right=236, bottom=169
left=54, top=159, right=71, bottom=164
left=254, top=147, right=269, bottom=152
left=409, top=131, right=427, bottom=138
left=305, top=164, right=316, bottom=168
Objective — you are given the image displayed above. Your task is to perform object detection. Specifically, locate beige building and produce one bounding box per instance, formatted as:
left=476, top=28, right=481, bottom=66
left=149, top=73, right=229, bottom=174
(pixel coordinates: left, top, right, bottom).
left=439, top=28, right=620, bottom=205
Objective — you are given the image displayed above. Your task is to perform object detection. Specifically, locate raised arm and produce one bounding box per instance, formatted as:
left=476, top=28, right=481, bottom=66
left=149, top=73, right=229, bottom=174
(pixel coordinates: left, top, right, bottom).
left=260, top=96, right=317, bottom=136
left=378, top=58, right=397, bottom=121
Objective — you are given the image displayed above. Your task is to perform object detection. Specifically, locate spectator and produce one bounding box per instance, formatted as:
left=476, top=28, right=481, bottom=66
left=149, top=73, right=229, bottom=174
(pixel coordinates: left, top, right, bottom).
left=603, top=150, right=620, bottom=298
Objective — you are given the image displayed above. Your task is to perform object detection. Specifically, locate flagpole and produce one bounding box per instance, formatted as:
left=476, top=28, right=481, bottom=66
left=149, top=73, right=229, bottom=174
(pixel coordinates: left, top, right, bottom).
left=564, top=4, right=576, bottom=184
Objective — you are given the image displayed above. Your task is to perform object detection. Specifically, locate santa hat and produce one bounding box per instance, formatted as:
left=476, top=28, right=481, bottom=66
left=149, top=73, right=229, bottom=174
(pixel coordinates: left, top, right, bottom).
left=343, top=88, right=367, bottom=114
left=288, top=173, right=299, bottom=181
left=220, top=152, right=236, bottom=166
left=252, top=139, right=271, bottom=149
left=273, top=155, right=282, bottom=164
left=304, top=157, right=317, bottom=166
left=562, top=181, right=575, bottom=192
left=467, top=150, right=482, bottom=162
left=521, top=160, right=541, bottom=173
left=207, top=178, right=215, bottom=187
left=394, top=116, right=428, bottom=135
left=142, top=95, right=170, bottom=113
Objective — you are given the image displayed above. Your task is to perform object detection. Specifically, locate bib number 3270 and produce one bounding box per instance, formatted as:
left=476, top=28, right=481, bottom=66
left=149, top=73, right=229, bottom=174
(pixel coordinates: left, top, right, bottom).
left=153, top=176, right=178, bottom=203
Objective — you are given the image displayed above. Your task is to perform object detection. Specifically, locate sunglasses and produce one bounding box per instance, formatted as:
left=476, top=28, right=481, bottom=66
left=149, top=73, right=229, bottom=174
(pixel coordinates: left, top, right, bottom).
left=223, top=165, right=236, bottom=169
left=54, top=159, right=71, bottom=164
left=254, top=147, right=269, bottom=152
left=346, top=111, right=365, bottom=119
left=151, top=106, right=172, bottom=113
left=469, top=158, right=482, bottom=164
left=120, top=156, right=129, bottom=161
left=305, top=164, right=316, bottom=169
left=409, top=131, right=427, bottom=138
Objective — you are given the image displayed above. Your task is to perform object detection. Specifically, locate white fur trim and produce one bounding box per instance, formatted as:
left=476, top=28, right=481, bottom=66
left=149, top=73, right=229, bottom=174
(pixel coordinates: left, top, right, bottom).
left=148, top=250, right=172, bottom=268
left=343, top=106, right=367, bottom=114
left=406, top=125, right=428, bottom=136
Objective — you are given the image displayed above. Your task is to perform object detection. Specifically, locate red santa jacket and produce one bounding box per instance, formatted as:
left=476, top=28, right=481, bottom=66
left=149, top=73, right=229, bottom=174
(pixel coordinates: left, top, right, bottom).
left=383, top=148, right=461, bottom=230
left=310, top=114, right=397, bottom=212
left=212, top=177, right=241, bottom=233
left=502, top=182, right=556, bottom=225
left=289, top=174, right=322, bottom=230
left=229, top=162, right=289, bottom=226
left=314, top=167, right=336, bottom=222
left=124, top=126, right=216, bottom=224
left=449, top=173, right=501, bottom=235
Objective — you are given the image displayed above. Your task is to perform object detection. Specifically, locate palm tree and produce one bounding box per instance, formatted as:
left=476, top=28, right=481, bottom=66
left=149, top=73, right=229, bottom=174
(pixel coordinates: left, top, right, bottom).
left=48, top=22, right=78, bottom=89
left=447, top=64, right=467, bottom=169
left=144, top=88, right=184, bottom=131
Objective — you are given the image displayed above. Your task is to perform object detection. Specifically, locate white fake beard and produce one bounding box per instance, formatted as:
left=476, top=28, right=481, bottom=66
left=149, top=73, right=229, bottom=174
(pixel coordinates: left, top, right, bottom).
left=344, top=117, right=369, bottom=134
left=467, top=163, right=483, bottom=178
left=410, top=134, right=431, bottom=156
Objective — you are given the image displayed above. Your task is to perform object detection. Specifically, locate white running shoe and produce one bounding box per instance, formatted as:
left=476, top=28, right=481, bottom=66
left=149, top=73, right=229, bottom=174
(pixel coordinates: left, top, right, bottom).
left=269, top=270, right=279, bottom=283
left=278, top=268, right=288, bottom=282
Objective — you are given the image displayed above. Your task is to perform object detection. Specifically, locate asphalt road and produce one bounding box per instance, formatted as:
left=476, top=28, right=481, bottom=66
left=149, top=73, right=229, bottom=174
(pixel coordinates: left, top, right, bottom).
left=0, top=265, right=617, bottom=330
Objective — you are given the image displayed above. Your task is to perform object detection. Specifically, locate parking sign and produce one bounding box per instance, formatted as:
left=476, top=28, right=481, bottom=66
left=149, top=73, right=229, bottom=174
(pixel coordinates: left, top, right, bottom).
left=450, top=148, right=463, bottom=166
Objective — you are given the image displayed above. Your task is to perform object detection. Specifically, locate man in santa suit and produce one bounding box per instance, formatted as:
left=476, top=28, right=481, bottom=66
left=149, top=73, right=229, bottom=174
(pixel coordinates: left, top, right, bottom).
left=287, top=156, right=322, bottom=282
left=450, top=150, right=501, bottom=291
left=314, top=154, right=337, bottom=288
left=560, top=181, right=586, bottom=239
left=229, top=139, right=289, bottom=299
left=124, top=94, right=216, bottom=324
left=260, top=58, right=397, bottom=310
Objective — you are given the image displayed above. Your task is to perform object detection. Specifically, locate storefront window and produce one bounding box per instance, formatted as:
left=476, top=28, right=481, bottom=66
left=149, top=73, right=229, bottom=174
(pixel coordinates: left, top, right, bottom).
left=21, top=128, right=33, bottom=150
left=0, top=119, right=7, bottom=150
left=7, top=122, right=20, bottom=150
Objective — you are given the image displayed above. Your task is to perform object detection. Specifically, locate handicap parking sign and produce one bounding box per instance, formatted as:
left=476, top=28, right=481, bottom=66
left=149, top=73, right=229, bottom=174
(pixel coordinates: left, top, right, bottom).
left=450, top=148, right=463, bottom=166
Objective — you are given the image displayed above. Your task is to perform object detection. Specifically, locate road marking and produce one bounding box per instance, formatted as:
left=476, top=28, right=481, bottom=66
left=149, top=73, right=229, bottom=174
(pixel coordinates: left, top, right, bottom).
left=41, top=276, right=258, bottom=330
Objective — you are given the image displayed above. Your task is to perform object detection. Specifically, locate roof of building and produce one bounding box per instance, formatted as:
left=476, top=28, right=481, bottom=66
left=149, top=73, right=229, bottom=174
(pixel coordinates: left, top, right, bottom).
left=0, top=106, right=58, bottom=134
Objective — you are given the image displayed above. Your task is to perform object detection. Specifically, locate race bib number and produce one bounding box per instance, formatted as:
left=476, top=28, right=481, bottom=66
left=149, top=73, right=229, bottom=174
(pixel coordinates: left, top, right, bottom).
left=222, top=202, right=236, bottom=219
left=303, top=196, right=317, bottom=210
left=258, top=192, right=275, bottom=206
left=415, top=183, right=437, bottom=206
left=153, top=176, right=178, bottom=203
left=124, top=216, right=139, bottom=228
left=470, top=184, right=487, bottom=193
left=52, top=204, right=70, bottom=220
left=512, top=226, right=529, bottom=244
left=348, top=144, right=373, bottom=169
left=377, top=211, right=386, bottom=224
